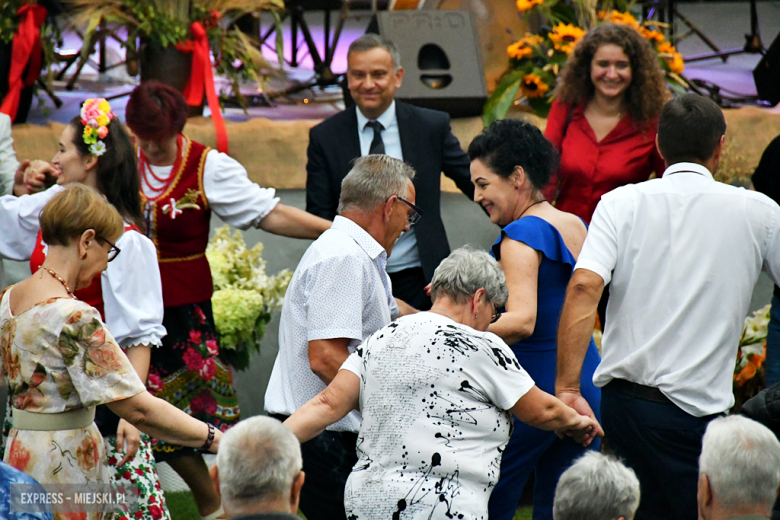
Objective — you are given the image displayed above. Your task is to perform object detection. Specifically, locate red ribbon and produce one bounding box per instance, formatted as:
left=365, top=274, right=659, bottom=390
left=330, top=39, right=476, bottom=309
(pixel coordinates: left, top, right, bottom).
left=0, top=5, right=47, bottom=123
left=176, top=22, right=228, bottom=154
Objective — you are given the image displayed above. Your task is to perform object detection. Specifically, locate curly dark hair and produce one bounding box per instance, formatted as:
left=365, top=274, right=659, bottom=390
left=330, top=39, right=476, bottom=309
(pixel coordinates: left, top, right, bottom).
left=468, top=119, right=559, bottom=190
left=553, top=23, right=668, bottom=123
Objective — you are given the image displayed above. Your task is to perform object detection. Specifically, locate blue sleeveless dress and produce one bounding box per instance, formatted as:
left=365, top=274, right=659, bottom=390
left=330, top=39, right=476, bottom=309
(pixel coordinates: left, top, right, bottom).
left=488, top=216, right=602, bottom=520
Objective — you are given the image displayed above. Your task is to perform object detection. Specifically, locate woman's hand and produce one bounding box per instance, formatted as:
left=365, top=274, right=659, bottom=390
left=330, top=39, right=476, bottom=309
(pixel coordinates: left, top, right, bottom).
left=13, top=160, right=59, bottom=196
left=555, top=414, right=603, bottom=447
left=115, top=418, right=142, bottom=467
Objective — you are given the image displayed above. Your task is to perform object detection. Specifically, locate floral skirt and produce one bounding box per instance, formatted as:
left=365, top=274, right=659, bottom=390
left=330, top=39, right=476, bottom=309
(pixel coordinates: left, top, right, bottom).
left=105, top=434, right=171, bottom=520
left=147, top=301, right=240, bottom=461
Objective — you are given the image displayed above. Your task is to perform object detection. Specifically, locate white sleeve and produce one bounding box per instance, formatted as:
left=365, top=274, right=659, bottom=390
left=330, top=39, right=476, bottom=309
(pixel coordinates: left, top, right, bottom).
left=469, top=333, right=535, bottom=411
left=0, top=186, right=61, bottom=261
left=102, top=230, right=167, bottom=349
left=202, top=150, right=280, bottom=230
left=0, top=114, right=19, bottom=196
left=339, top=350, right=364, bottom=382
left=575, top=197, right=619, bottom=285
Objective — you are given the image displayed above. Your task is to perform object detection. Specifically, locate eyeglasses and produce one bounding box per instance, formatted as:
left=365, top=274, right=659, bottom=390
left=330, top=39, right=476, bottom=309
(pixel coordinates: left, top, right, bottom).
left=97, top=236, right=121, bottom=262
left=490, top=305, right=502, bottom=324
left=396, top=196, right=424, bottom=225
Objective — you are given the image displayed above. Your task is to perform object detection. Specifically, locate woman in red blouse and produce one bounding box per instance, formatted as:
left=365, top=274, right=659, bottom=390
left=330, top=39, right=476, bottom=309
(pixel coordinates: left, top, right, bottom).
left=544, top=23, right=669, bottom=223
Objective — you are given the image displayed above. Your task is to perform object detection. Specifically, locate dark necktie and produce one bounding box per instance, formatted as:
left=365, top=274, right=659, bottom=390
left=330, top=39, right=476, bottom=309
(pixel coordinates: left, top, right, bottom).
left=365, top=120, right=385, bottom=155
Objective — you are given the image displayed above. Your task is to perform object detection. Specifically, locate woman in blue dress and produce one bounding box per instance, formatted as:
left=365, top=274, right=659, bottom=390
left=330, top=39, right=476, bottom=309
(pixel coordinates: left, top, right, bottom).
left=468, top=119, right=602, bottom=520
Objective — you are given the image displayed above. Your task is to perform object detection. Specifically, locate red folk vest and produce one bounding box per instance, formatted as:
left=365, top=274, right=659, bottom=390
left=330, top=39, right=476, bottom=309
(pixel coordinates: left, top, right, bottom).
left=29, top=224, right=140, bottom=320
left=141, top=137, right=213, bottom=308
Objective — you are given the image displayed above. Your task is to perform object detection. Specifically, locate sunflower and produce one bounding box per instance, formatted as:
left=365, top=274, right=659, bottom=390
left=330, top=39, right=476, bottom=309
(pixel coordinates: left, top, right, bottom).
left=549, top=24, right=586, bottom=55
left=658, top=42, right=685, bottom=74
left=639, top=26, right=666, bottom=45
left=516, top=0, right=544, bottom=12
left=599, top=10, right=639, bottom=27
left=521, top=73, right=549, bottom=99
left=507, top=34, right=544, bottom=60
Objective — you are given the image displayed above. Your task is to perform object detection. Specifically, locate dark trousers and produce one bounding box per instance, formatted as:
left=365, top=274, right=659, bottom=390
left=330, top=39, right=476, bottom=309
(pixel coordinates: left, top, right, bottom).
left=601, top=383, right=720, bottom=520
left=271, top=414, right=357, bottom=520
left=389, top=266, right=432, bottom=310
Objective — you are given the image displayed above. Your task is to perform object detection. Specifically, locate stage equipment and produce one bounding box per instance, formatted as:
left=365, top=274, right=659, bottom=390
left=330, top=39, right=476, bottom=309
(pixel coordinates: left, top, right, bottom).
left=753, top=31, right=780, bottom=106
left=682, top=0, right=764, bottom=63
left=376, top=10, right=486, bottom=117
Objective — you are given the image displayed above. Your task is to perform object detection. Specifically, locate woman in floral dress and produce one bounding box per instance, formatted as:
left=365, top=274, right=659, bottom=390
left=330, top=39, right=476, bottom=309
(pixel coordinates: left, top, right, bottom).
left=2, top=185, right=222, bottom=520
left=3, top=98, right=171, bottom=520
left=124, top=81, right=330, bottom=519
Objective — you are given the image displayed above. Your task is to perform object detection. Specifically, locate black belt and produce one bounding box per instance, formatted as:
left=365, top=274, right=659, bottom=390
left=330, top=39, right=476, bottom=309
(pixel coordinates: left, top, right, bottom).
left=607, top=378, right=671, bottom=404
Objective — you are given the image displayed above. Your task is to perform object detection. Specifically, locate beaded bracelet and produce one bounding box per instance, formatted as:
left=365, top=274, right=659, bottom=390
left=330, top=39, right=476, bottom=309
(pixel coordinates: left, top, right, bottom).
left=202, top=423, right=216, bottom=451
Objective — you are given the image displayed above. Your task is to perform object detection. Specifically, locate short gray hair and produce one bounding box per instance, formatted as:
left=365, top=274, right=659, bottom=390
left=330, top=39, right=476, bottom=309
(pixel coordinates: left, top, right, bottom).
left=337, top=154, right=415, bottom=215
left=215, top=416, right=303, bottom=510
left=699, top=415, right=780, bottom=509
left=553, top=452, right=640, bottom=520
left=429, top=247, right=508, bottom=307
left=348, top=34, right=402, bottom=70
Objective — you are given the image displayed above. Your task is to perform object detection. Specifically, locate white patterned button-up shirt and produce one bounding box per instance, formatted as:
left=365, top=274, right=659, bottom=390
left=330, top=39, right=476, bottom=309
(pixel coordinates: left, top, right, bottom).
left=264, top=216, right=399, bottom=432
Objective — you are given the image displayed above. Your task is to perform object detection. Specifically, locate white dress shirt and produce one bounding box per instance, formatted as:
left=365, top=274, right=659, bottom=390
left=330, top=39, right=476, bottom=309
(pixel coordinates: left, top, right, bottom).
left=577, top=162, right=780, bottom=416
left=264, top=216, right=399, bottom=432
left=356, top=101, right=421, bottom=273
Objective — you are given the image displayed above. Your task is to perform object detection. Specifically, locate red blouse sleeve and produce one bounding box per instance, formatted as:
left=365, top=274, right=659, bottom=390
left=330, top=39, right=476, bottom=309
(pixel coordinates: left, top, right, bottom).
left=646, top=117, right=666, bottom=176
left=543, top=100, right=570, bottom=201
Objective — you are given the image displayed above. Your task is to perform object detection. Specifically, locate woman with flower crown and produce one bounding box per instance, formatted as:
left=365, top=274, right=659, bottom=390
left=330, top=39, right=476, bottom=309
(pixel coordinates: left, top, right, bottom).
left=123, top=80, right=330, bottom=520
left=0, top=99, right=175, bottom=520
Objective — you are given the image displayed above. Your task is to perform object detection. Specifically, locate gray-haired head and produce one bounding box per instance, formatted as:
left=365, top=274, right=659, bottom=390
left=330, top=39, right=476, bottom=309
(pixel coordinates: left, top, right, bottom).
left=699, top=415, right=780, bottom=510
left=348, top=34, right=402, bottom=70
left=429, top=247, right=508, bottom=307
left=337, top=154, right=415, bottom=215
left=553, top=452, right=640, bottom=520
left=215, top=416, right=303, bottom=512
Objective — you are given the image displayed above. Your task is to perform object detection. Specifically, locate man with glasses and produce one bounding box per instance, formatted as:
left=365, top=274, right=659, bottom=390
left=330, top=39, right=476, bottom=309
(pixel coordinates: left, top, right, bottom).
left=266, top=154, right=419, bottom=520
left=305, top=34, right=474, bottom=310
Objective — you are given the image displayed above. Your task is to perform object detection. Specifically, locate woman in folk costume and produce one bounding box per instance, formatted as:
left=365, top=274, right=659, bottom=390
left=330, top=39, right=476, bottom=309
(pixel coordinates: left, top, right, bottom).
left=124, top=81, right=330, bottom=519
left=2, top=98, right=173, bottom=520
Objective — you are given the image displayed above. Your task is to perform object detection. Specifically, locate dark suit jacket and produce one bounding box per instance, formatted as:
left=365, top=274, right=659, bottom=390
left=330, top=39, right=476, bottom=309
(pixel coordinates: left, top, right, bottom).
left=305, top=101, right=474, bottom=282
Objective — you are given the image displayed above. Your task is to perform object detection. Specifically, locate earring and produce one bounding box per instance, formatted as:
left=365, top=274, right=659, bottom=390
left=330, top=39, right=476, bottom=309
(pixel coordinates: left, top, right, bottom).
left=475, top=313, right=479, bottom=320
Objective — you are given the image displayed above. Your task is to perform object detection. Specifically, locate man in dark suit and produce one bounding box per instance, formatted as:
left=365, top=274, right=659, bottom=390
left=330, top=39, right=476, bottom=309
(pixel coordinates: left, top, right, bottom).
left=306, top=34, right=474, bottom=310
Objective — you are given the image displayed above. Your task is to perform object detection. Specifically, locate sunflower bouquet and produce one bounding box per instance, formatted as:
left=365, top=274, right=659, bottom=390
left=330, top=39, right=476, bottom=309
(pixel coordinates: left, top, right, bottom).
left=484, top=1, right=687, bottom=123
left=206, top=225, right=292, bottom=370
left=732, top=304, right=770, bottom=412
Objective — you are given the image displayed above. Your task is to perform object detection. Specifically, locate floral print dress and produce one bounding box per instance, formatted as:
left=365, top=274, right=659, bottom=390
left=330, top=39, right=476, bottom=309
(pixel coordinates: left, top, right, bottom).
left=0, top=291, right=146, bottom=519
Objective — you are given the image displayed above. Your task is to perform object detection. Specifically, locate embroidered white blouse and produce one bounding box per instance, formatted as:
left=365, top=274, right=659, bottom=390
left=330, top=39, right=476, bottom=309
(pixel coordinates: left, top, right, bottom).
left=0, top=186, right=166, bottom=349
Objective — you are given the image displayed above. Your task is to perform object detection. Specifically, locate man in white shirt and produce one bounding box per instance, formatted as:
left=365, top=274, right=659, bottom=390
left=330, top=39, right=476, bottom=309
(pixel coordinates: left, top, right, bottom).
left=265, top=154, right=418, bottom=520
left=555, top=94, right=780, bottom=520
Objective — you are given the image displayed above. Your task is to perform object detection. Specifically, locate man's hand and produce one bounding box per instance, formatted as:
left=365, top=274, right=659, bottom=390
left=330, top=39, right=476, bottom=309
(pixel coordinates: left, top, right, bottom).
left=557, top=390, right=598, bottom=423
left=395, top=298, right=418, bottom=317
left=13, top=160, right=59, bottom=196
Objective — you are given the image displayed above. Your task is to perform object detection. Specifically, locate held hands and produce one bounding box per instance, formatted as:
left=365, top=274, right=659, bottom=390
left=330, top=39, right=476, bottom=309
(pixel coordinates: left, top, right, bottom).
left=13, top=160, right=60, bottom=196
left=555, top=389, right=604, bottom=447
left=115, top=419, right=142, bottom=467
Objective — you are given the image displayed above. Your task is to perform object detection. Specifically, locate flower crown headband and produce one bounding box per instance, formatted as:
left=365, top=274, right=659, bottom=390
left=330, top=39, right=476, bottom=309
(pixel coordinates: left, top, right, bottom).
left=80, top=98, right=115, bottom=157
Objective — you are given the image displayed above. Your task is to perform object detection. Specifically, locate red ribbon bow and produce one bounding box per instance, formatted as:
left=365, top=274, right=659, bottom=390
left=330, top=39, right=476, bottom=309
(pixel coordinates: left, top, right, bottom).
left=176, top=22, right=228, bottom=154
left=0, top=5, right=47, bottom=123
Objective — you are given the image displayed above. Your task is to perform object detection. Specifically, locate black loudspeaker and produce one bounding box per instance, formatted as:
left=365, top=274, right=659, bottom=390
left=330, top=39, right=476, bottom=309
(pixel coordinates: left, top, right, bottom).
left=754, top=31, right=780, bottom=107
left=377, top=10, right=487, bottom=118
